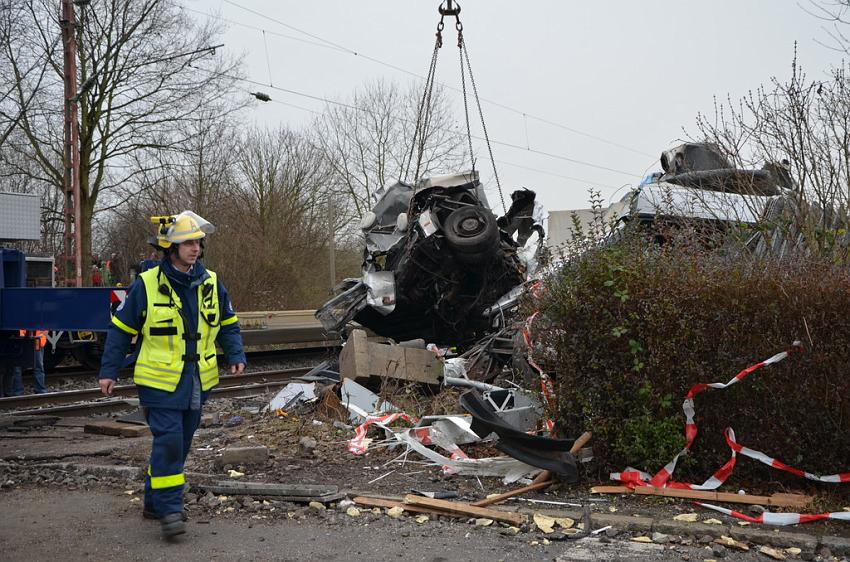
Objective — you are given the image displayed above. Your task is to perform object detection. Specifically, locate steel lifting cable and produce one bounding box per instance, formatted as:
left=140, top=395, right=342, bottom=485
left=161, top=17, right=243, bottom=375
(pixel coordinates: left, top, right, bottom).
left=458, top=28, right=506, bottom=213
left=406, top=1, right=507, bottom=215
left=403, top=16, right=444, bottom=183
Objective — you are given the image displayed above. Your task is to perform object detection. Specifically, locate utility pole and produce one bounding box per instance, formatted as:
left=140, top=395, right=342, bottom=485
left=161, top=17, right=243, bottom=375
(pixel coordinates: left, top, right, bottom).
left=328, top=197, right=336, bottom=294
left=61, top=0, right=82, bottom=287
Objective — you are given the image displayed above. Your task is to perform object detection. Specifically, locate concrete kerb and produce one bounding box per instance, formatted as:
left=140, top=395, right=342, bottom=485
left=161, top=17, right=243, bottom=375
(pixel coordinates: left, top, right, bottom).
left=0, top=461, right=221, bottom=486
left=2, top=461, right=847, bottom=556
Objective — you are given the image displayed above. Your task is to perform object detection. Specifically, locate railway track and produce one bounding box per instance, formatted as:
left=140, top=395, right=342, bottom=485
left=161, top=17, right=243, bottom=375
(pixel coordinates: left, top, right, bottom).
left=43, top=347, right=337, bottom=380
left=0, top=366, right=312, bottom=413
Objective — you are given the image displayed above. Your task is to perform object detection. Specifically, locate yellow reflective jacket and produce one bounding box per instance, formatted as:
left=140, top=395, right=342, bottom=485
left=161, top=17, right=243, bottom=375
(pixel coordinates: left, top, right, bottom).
left=132, top=266, right=221, bottom=392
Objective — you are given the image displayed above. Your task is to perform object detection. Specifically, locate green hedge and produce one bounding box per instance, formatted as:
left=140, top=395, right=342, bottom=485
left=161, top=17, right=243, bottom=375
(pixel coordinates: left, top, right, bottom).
left=536, top=235, right=850, bottom=485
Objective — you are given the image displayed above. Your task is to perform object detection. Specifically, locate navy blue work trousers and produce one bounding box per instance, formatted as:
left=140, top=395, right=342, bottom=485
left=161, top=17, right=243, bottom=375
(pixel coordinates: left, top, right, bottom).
left=143, top=407, right=202, bottom=517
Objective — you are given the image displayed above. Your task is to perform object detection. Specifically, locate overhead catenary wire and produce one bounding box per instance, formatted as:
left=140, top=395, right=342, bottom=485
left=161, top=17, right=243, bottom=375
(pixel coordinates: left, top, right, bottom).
left=247, top=84, right=625, bottom=190
left=224, top=71, right=641, bottom=179
left=195, top=0, right=657, bottom=159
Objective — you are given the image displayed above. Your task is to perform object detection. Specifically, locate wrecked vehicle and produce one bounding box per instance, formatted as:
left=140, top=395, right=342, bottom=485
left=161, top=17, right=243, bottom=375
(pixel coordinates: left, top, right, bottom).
left=547, top=143, right=792, bottom=252
left=317, top=171, right=544, bottom=346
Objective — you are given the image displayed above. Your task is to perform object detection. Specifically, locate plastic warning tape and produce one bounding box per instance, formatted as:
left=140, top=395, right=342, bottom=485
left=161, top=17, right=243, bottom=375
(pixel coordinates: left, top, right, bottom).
left=611, top=341, right=850, bottom=490
left=696, top=502, right=850, bottom=526
left=522, top=288, right=556, bottom=434
left=348, top=412, right=417, bottom=455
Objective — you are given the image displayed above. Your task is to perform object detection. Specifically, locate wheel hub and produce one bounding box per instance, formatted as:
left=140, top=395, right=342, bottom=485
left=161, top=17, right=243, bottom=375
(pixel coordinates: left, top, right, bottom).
left=459, top=216, right=484, bottom=235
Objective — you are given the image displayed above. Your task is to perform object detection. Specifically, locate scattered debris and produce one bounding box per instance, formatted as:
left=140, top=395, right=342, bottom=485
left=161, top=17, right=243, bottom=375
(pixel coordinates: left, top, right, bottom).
left=353, top=496, right=445, bottom=518
left=459, top=390, right=579, bottom=481
left=402, top=494, right=524, bottom=526
left=758, top=545, right=787, bottom=560
left=714, top=536, right=750, bottom=551
left=474, top=518, right=494, bottom=527
left=269, top=382, right=317, bottom=412
left=298, top=436, right=318, bottom=457
left=224, top=415, right=243, bottom=427
left=631, top=536, right=653, bottom=543
left=339, top=329, right=442, bottom=385
left=471, top=480, right=553, bottom=508
left=410, top=489, right=459, bottom=500
left=346, top=507, right=361, bottom=518
left=339, top=377, right=398, bottom=424
left=386, top=506, right=405, bottom=518
left=200, top=481, right=341, bottom=503
left=218, top=445, right=269, bottom=467
left=533, top=513, right=575, bottom=534
left=591, top=485, right=811, bottom=510
left=83, top=421, right=150, bottom=438
left=227, top=469, right=244, bottom=479
left=673, top=513, right=700, bottom=522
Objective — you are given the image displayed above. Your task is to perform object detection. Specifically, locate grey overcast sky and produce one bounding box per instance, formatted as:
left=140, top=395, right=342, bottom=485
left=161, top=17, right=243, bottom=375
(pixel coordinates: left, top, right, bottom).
left=188, top=0, right=846, bottom=212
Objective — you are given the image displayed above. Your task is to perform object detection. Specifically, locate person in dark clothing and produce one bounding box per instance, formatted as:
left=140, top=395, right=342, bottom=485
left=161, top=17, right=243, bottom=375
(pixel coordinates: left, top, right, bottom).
left=98, top=211, right=246, bottom=539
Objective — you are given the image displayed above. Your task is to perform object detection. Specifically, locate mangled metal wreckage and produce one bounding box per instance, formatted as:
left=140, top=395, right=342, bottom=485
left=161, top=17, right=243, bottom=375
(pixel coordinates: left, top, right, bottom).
left=316, top=171, right=545, bottom=346
left=308, top=172, right=577, bottom=484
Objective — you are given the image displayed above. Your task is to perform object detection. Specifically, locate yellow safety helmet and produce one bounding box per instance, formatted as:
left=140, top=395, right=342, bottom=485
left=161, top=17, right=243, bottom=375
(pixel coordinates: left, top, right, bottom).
left=149, top=211, right=215, bottom=250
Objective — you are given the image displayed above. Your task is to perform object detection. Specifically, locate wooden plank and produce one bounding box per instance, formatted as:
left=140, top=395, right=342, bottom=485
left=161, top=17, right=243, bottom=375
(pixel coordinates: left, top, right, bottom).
left=591, top=485, right=631, bottom=494
left=592, top=485, right=810, bottom=509
left=471, top=480, right=554, bottom=507
left=84, top=420, right=150, bottom=438
left=403, top=494, right=524, bottom=526
left=353, top=496, right=446, bottom=517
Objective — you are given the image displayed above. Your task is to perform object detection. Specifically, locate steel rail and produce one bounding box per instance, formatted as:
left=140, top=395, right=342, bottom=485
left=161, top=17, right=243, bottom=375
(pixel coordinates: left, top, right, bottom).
left=43, top=346, right=337, bottom=380
left=0, top=367, right=312, bottom=411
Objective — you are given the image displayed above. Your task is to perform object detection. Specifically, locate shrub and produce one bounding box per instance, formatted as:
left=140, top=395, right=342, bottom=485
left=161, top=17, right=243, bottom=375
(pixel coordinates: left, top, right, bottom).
left=536, top=230, right=850, bottom=485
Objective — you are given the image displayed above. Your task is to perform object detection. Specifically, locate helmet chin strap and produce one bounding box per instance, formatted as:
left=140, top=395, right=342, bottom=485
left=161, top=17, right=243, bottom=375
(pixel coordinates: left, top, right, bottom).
left=169, top=249, right=196, bottom=273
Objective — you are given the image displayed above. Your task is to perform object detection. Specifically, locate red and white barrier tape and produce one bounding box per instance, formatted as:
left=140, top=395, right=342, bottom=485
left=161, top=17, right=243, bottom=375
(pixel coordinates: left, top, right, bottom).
left=348, top=412, right=417, bottom=455
left=522, top=281, right=556, bottom=433
left=613, top=342, right=850, bottom=491
left=696, top=502, right=850, bottom=526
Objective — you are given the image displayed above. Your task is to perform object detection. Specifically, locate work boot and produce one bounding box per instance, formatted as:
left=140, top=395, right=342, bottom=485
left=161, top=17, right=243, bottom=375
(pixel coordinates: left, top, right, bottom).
left=160, top=513, right=186, bottom=539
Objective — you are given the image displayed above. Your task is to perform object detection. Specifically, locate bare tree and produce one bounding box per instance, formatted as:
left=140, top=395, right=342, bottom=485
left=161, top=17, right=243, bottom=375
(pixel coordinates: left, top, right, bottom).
left=218, top=126, right=347, bottom=308
left=803, top=0, right=850, bottom=54
left=311, top=80, right=468, bottom=224
left=0, top=1, right=54, bottom=147
left=690, top=47, right=850, bottom=256
left=1, top=0, right=243, bottom=283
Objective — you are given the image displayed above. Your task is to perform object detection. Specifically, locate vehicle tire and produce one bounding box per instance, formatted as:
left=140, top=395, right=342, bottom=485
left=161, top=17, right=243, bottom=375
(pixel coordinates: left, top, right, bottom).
left=443, top=207, right=499, bottom=256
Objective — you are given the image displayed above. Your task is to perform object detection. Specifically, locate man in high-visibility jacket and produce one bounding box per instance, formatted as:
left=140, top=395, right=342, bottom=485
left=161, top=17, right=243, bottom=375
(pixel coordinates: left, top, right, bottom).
left=13, top=329, right=48, bottom=395
left=98, top=211, right=246, bottom=539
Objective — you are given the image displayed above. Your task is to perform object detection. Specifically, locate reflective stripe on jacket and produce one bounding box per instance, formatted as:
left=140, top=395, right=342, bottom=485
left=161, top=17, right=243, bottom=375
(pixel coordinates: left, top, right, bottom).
left=18, top=329, right=47, bottom=350
left=128, top=266, right=221, bottom=392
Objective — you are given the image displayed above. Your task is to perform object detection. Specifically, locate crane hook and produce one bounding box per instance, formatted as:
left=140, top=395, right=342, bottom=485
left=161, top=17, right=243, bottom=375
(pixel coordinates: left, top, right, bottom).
left=438, top=0, right=461, bottom=17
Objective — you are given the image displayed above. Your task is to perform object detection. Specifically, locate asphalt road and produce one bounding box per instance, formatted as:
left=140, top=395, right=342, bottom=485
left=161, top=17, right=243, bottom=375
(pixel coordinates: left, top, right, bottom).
left=0, top=487, right=779, bottom=562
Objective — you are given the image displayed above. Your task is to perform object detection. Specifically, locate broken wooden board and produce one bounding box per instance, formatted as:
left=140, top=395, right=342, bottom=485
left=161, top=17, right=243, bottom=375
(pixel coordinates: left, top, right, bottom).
left=84, top=421, right=150, bottom=438
left=353, top=496, right=447, bottom=517
left=339, top=329, right=442, bottom=385
left=403, top=494, right=524, bottom=526
left=590, top=485, right=811, bottom=509
left=471, top=480, right=554, bottom=507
